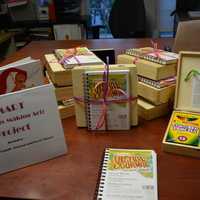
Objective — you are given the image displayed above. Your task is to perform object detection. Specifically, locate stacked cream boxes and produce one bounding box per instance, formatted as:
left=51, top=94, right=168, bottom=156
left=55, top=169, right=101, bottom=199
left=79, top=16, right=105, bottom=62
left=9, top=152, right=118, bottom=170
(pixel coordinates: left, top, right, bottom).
left=44, top=47, right=104, bottom=119
left=117, top=47, right=178, bottom=120
left=72, top=64, right=138, bottom=129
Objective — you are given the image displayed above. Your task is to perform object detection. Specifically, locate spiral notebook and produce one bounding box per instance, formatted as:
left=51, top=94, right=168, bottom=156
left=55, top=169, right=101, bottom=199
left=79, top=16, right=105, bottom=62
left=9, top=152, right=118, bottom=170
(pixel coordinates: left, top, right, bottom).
left=125, top=47, right=178, bottom=65
left=96, top=148, right=158, bottom=200
left=84, top=70, right=130, bottom=130
left=138, top=75, right=176, bottom=89
left=54, top=47, right=104, bottom=69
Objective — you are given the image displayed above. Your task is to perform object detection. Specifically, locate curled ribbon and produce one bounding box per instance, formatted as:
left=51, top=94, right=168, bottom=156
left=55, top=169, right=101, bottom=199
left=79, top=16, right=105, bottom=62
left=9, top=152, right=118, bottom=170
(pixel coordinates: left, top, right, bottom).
left=59, top=48, right=81, bottom=66
left=185, top=69, right=200, bottom=82
left=48, top=47, right=93, bottom=67
left=59, top=47, right=93, bottom=67
left=74, top=58, right=137, bottom=130
left=150, top=40, right=162, bottom=59
left=132, top=40, right=162, bottom=64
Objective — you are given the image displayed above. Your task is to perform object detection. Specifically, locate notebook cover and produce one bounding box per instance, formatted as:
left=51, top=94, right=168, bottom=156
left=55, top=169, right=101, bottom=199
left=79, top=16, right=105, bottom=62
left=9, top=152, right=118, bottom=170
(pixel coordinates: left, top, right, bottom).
left=84, top=70, right=130, bottom=130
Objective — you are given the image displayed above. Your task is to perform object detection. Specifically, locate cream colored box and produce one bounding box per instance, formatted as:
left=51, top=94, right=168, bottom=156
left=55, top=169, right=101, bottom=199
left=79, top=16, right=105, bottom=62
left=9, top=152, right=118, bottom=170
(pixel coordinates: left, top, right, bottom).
left=58, top=104, right=75, bottom=119
left=58, top=99, right=75, bottom=119
left=55, top=86, right=73, bottom=101
left=138, top=82, right=175, bottom=105
left=72, top=64, right=138, bottom=127
left=163, top=51, right=200, bottom=157
left=138, top=98, right=169, bottom=120
left=46, top=71, right=73, bottom=101
left=45, top=54, right=72, bottom=86
left=117, top=54, right=177, bottom=80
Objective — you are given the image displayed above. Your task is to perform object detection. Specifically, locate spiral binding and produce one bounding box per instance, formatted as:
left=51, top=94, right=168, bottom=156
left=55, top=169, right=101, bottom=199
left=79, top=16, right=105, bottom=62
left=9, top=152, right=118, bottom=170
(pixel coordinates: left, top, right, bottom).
left=84, top=72, right=92, bottom=130
left=96, top=149, right=109, bottom=200
left=125, top=48, right=167, bottom=65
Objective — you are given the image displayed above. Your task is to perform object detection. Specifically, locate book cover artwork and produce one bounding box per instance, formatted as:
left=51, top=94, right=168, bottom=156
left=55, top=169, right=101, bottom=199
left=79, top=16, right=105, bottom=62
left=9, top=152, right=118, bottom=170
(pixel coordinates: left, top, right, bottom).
left=0, top=58, right=43, bottom=95
left=166, top=111, right=200, bottom=146
left=85, top=70, right=130, bottom=130
left=97, top=149, right=157, bottom=200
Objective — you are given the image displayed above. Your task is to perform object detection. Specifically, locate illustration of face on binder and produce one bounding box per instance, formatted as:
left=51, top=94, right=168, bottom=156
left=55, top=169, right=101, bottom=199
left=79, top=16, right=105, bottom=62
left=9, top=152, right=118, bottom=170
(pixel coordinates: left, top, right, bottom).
left=84, top=70, right=130, bottom=131
left=0, top=58, right=43, bottom=95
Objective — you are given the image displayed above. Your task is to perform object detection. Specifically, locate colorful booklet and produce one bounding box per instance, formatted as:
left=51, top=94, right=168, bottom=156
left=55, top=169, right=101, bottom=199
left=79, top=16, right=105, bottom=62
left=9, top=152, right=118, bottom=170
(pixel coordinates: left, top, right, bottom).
left=54, top=47, right=104, bottom=69
left=84, top=70, right=130, bottom=130
left=96, top=148, right=158, bottom=200
left=165, top=111, right=200, bottom=146
left=0, top=57, right=44, bottom=95
left=125, top=47, right=178, bottom=65
left=138, top=75, right=176, bottom=89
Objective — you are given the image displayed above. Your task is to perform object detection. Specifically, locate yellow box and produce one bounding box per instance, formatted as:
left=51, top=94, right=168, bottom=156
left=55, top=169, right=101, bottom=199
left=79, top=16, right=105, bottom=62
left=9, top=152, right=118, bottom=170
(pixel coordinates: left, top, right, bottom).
left=72, top=64, right=138, bottom=127
left=138, top=98, right=169, bottom=120
left=163, top=111, right=200, bottom=158
left=117, top=54, right=177, bottom=80
left=58, top=99, right=75, bottom=119
left=46, top=71, right=73, bottom=101
left=138, top=82, right=175, bottom=105
left=55, top=86, right=73, bottom=101
left=45, top=54, right=72, bottom=86
left=163, top=51, right=200, bottom=157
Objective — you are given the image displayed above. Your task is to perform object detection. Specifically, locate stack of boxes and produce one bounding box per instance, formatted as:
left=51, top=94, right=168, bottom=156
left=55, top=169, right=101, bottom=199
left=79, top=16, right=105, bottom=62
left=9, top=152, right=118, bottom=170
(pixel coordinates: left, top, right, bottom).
left=44, top=47, right=104, bottom=119
left=117, top=47, right=178, bottom=120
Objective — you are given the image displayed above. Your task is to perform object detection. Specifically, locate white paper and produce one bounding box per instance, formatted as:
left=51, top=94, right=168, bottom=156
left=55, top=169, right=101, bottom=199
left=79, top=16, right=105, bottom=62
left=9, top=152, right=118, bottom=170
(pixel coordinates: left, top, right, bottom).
left=192, top=75, right=200, bottom=108
left=0, top=84, right=67, bottom=174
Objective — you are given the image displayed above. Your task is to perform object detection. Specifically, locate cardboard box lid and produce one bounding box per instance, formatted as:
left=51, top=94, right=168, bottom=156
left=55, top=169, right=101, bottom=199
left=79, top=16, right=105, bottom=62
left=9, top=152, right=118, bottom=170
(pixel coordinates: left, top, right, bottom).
left=174, top=51, right=200, bottom=112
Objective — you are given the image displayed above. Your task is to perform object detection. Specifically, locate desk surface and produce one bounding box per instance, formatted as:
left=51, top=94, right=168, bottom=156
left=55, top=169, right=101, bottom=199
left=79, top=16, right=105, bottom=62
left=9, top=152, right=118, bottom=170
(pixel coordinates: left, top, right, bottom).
left=1, top=38, right=200, bottom=200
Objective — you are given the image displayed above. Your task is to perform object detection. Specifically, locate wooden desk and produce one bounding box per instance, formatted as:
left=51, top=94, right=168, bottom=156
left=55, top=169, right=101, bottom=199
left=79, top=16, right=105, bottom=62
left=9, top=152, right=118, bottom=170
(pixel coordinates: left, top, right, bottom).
left=1, top=38, right=199, bottom=200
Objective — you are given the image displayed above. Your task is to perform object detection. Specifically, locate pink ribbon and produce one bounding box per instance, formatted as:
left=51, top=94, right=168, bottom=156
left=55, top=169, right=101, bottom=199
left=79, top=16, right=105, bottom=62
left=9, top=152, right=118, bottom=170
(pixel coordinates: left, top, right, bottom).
left=59, top=47, right=94, bottom=66
left=59, top=48, right=81, bottom=66
left=150, top=40, right=162, bottom=59
left=132, top=40, right=162, bottom=64
left=48, top=47, right=93, bottom=66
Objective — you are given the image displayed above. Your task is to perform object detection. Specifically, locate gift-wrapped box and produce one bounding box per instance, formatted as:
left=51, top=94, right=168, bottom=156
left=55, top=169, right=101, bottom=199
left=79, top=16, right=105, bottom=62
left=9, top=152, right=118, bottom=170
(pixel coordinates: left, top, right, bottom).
left=163, top=51, right=200, bottom=158
left=138, top=98, right=169, bottom=120
left=138, top=82, right=175, bottom=105
left=45, top=53, right=72, bottom=86
left=117, top=54, right=177, bottom=80
left=54, top=47, right=104, bottom=68
left=125, top=47, right=178, bottom=65
left=72, top=64, right=138, bottom=127
left=45, top=47, right=104, bottom=86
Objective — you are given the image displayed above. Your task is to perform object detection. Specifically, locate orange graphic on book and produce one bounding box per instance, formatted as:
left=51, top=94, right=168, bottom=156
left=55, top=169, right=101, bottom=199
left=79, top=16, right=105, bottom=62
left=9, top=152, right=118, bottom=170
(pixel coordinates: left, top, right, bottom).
left=110, top=155, right=148, bottom=170
left=91, top=80, right=124, bottom=99
left=0, top=68, right=27, bottom=95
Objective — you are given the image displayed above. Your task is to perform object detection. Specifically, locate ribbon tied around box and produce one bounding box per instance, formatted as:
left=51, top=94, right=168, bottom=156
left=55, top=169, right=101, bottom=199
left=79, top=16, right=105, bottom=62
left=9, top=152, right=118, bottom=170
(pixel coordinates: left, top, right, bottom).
left=74, top=59, right=137, bottom=130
